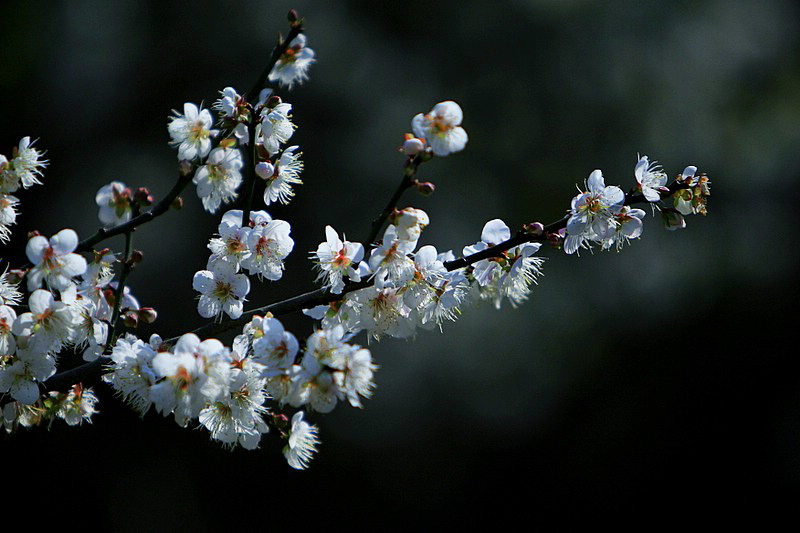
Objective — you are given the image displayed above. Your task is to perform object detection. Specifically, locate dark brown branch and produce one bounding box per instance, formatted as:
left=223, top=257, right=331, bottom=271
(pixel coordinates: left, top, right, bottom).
left=76, top=173, right=193, bottom=253
left=365, top=154, right=422, bottom=245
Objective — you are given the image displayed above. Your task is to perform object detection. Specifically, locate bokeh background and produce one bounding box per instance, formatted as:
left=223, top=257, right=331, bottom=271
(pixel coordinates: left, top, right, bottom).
left=2, top=0, right=798, bottom=527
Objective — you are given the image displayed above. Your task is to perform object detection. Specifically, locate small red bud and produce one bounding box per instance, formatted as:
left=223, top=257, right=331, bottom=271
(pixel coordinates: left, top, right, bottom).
left=288, top=9, right=299, bottom=23
left=267, top=95, right=282, bottom=109
left=94, top=248, right=111, bottom=260
left=134, top=187, right=154, bottom=207
left=171, top=196, right=184, bottom=210
left=27, top=230, right=42, bottom=240
left=273, top=413, right=290, bottom=431
left=104, top=288, right=116, bottom=306
left=256, top=144, right=271, bottom=161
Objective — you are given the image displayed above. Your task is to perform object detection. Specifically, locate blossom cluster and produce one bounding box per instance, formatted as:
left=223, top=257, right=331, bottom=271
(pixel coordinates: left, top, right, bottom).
left=0, top=12, right=711, bottom=471
left=193, top=209, right=294, bottom=320
left=0, top=137, right=47, bottom=242
left=563, top=155, right=710, bottom=254
left=0, top=225, right=147, bottom=407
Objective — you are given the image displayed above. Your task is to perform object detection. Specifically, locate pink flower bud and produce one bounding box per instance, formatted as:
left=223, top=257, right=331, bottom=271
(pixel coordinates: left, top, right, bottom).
left=524, top=222, right=545, bottom=236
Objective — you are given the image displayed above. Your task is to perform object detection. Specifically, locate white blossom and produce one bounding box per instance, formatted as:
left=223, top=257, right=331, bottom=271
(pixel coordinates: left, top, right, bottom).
left=602, top=206, right=646, bottom=251
left=193, top=260, right=250, bottom=320
left=95, top=181, right=133, bottom=227
left=0, top=305, right=17, bottom=356
left=269, top=34, right=316, bottom=89
left=11, top=137, right=47, bottom=188
left=259, top=101, right=295, bottom=156
left=369, top=225, right=417, bottom=289
left=54, top=385, right=99, bottom=426
left=411, top=101, right=468, bottom=156
left=0, top=266, right=22, bottom=306
left=150, top=334, right=231, bottom=427
left=0, top=358, right=50, bottom=404
left=12, top=289, right=79, bottom=355
left=241, top=219, right=294, bottom=281
left=199, top=362, right=269, bottom=450
left=192, top=146, right=243, bottom=213
left=283, top=411, right=319, bottom=470
left=564, top=170, right=625, bottom=254
left=251, top=316, right=299, bottom=372
left=313, top=226, right=364, bottom=294
left=0, top=193, right=19, bottom=243
left=257, top=145, right=303, bottom=205
left=207, top=210, right=254, bottom=269
left=103, top=334, right=158, bottom=415
left=635, top=155, right=668, bottom=202
left=25, top=229, right=88, bottom=291
left=168, top=103, right=217, bottom=161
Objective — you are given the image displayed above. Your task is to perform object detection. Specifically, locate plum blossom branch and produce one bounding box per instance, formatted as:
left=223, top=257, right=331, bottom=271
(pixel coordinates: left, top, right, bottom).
left=43, top=164, right=694, bottom=393
left=76, top=22, right=307, bottom=255
left=4, top=8, right=712, bottom=469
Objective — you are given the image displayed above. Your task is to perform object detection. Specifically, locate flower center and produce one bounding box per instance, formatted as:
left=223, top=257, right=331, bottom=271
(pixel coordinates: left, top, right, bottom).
left=189, top=121, right=210, bottom=143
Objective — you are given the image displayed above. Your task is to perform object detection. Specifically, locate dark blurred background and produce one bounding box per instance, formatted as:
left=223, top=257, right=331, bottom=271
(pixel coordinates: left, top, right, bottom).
left=2, top=0, right=798, bottom=527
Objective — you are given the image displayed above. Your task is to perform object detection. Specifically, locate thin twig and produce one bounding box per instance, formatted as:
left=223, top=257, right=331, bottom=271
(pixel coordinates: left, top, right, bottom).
left=76, top=173, right=193, bottom=253
left=365, top=154, right=422, bottom=245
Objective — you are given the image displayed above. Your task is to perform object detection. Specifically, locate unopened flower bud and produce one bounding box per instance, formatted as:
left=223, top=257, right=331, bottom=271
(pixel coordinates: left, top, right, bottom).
left=130, top=250, right=144, bottom=266
left=178, top=160, right=194, bottom=177
left=7, top=268, right=25, bottom=284
left=267, top=95, right=282, bottom=109
left=523, top=222, right=545, bottom=236
left=256, top=144, right=271, bottom=161
left=123, top=311, right=139, bottom=328
left=27, top=230, right=41, bottom=239
left=273, top=413, right=290, bottom=431
left=138, top=307, right=158, bottom=324
left=415, top=181, right=435, bottom=196
left=547, top=231, right=563, bottom=248
left=288, top=9, right=299, bottom=23
left=255, top=162, right=276, bottom=180
left=402, top=137, right=425, bottom=156
left=103, top=288, right=116, bottom=306
left=134, top=187, right=154, bottom=207
left=171, top=196, right=184, bottom=210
